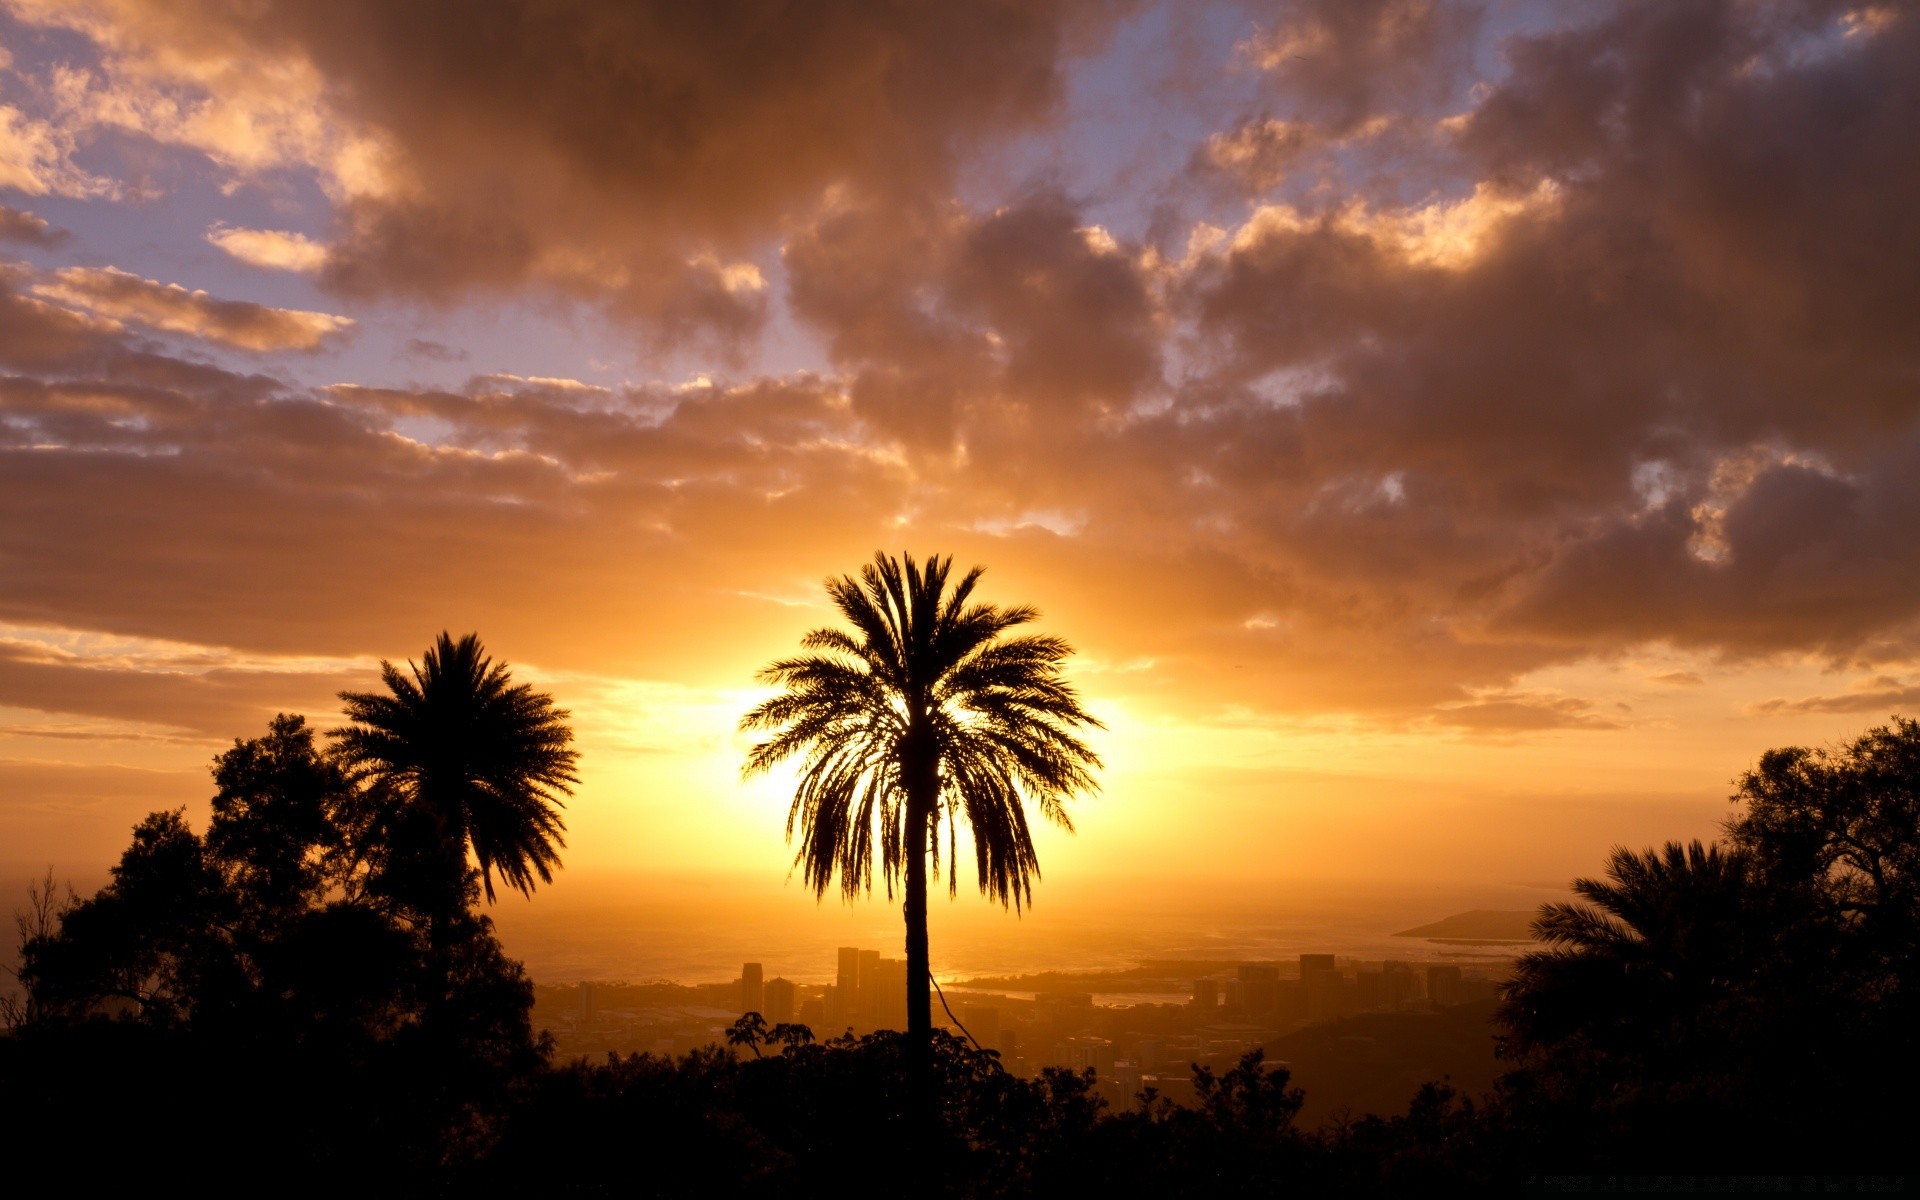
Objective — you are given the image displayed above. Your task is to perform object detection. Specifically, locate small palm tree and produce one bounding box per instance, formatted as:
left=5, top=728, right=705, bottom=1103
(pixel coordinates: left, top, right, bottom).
left=1499, top=840, right=1764, bottom=1066
left=742, top=552, right=1102, bottom=1044
left=333, top=632, right=577, bottom=922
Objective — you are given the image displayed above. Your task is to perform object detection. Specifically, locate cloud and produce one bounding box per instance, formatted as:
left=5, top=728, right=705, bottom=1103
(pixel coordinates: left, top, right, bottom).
left=30, top=265, right=354, bottom=351
left=402, top=337, right=466, bottom=363
left=1173, top=0, right=1920, bottom=668
left=0, top=104, right=114, bottom=197
left=10, top=0, right=1125, bottom=347
left=784, top=190, right=1160, bottom=445
left=0, top=204, right=68, bottom=246
left=1, top=0, right=1918, bottom=741
left=0, top=634, right=357, bottom=736
left=1751, top=677, right=1920, bottom=716
left=1431, top=691, right=1623, bottom=733
left=206, top=225, right=328, bottom=272
left=1238, top=0, right=1485, bottom=133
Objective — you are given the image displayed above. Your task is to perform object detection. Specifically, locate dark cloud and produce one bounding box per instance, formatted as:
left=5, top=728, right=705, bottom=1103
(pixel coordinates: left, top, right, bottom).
left=0, top=204, right=67, bottom=247
left=1240, top=0, right=1485, bottom=133
left=785, top=190, right=1159, bottom=445
left=1177, top=0, right=1920, bottom=662
left=0, top=639, right=354, bottom=736
left=27, top=0, right=1128, bottom=350
left=1752, top=682, right=1920, bottom=717
left=401, top=337, right=467, bottom=363
left=2, top=0, right=1918, bottom=737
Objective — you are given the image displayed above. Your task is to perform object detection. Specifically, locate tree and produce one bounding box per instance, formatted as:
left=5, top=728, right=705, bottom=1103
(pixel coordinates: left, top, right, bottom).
left=741, top=552, right=1102, bottom=1048
left=7, top=708, right=551, bottom=1182
left=1493, top=840, right=1794, bottom=1167
left=332, top=632, right=578, bottom=924
left=1727, top=716, right=1920, bottom=987
left=1498, top=841, right=1770, bottom=1068
left=1495, top=721, right=1920, bottom=1169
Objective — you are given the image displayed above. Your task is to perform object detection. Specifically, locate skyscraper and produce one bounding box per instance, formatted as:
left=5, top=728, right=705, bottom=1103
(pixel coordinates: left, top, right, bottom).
left=837, top=947, right=859, bottom=1002
left=764, top=977, right=797, bottom=1024
left=857, top=948, right=880, bottom=1016
left=1238, top=963, right=1280, bottom=1014
left=741, top=962, right=764, bottom=1015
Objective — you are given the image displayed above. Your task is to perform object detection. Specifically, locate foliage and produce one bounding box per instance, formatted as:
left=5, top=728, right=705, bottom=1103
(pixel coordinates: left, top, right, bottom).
left=334, top=631, right=578, bottom=914
left=1494, top=716, right=1920, bottom=1171
left=11, top=656, right=1920, bottom=1186
left=4, top=641, right=570, bottom=1182
left=742, top=552, right=1101, bottom=907
left=741, top=552, right=1101, bottom=1038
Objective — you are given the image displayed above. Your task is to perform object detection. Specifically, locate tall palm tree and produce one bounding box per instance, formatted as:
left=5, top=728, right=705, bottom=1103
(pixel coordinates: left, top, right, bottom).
left=333, top=632, right=578, bottom=922
left=741, top=552, right=1102, bottom=1045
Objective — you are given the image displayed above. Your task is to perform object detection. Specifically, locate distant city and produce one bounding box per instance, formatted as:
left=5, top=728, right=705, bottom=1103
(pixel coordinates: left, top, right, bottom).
left=535, top=950, right=1504, bottom=1105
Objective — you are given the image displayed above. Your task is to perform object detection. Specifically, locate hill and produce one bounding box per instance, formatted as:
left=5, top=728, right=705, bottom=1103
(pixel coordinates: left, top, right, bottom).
left=1393, top=909, right=1537, bottom=943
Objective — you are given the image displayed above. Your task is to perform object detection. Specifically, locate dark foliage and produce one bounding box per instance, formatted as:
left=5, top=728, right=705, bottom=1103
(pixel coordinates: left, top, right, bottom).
left=741, top=552, right=1102, bottom=1042
left=4, top=700, right=550, bottom=1188
left=480, top=1024, right=1500, bottom=1198
left=9, top=676, right=1920, bottom=1190
left=335, top=631, right=578, bottom=916
left=1493, top=717, right=1920, bottom=1172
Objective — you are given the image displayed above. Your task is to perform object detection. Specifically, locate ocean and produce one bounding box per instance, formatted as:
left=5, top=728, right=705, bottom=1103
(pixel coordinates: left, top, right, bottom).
left=486, top=873, right=1568, bottom=986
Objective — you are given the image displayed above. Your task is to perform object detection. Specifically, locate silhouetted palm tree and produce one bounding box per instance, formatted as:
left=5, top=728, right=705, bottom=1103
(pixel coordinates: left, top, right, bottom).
left=1499, top=840, right=1767, bottom=1068
left=742, top=552, right=1102, bottom=1046
left=333, top=632, right=577, bottom=921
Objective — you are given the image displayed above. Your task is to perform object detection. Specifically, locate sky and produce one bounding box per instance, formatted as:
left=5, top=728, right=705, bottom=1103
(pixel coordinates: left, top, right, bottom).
left=2, top=0, right=1917, bottom=938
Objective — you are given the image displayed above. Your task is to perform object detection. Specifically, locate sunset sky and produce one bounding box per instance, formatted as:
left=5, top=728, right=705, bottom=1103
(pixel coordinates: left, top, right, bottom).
left=3, top=0, right=1916, bottom=935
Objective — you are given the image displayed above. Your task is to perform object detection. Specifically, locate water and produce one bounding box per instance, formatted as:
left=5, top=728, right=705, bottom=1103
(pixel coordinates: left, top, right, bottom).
left=486, top=873, right=1566, bottom=986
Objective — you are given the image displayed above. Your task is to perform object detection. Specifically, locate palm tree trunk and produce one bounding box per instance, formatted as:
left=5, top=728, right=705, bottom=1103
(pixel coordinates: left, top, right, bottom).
left=903, top=746, right=937, bottom=1120
left=904, top=802, right=932, bottom=1042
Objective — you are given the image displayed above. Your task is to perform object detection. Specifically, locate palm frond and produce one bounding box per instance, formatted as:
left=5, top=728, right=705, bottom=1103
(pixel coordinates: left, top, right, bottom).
left=741, top=552, right=1101, bottom=907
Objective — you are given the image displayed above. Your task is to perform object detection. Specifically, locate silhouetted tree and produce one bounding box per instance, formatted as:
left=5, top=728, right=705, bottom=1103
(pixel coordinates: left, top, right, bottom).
left=1728, top=716, right=1920, bottom=992
left=1496, top=720, right=1920, bottom=1170
left=7, top=701, right=552, bottom=1184
left=333, top=632, right=578, bottom=926
left=207, top=713, right=351, bottom=926
left=741, top=553, right=1101, bottom=1053
left=1499, top=842, right=1772, bottom=1074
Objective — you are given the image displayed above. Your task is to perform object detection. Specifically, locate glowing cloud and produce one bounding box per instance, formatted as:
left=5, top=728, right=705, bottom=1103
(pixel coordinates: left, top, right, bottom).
left=31, top=266, right=354, bottom=351
left=206, top=225, right=329, bottom=272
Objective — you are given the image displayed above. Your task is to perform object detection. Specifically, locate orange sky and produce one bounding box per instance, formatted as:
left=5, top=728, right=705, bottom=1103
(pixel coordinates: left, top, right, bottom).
left=2, top=1, right=1917, bottom=924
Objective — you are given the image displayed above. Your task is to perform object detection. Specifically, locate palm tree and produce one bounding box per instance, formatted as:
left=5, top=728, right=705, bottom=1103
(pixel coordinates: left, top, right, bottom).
left=741, top=552, right=1103, bottom=1046
left=332, top=632, right=578, bottom=923
left=1499, top=840, right=1768, bottom=1072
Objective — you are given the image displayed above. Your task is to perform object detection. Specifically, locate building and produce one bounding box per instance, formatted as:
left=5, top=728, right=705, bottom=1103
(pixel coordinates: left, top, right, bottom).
left=837, top=947, right=859, bottom=1002
left=577, top=982, right=595, bottom=1022
left=856, top=948, right=881, bottom=1016
left=1191, top=977, right=1219, bottom=1008
left=799, top=995, right=825, bottom=1028
left=957, top=1005, right=1000, bottom=1050
left=1299, top=953, right=1336, bottom=978
left=1427, top=964, right=1463, bottom=1007
left=741, top=962, right=764, bottom=1015
left=1064, top=1036, right=1116, bottom=1078
left=1382, top=961, right=1417, bottom=1006
left=764, top=976, right=797, bottom=1024
left=871, top=956, right=908, bottom=1029
left=1305, top=968, right=1350, bottom=1022
left=1239, top=963, right=1280, bottom=1015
